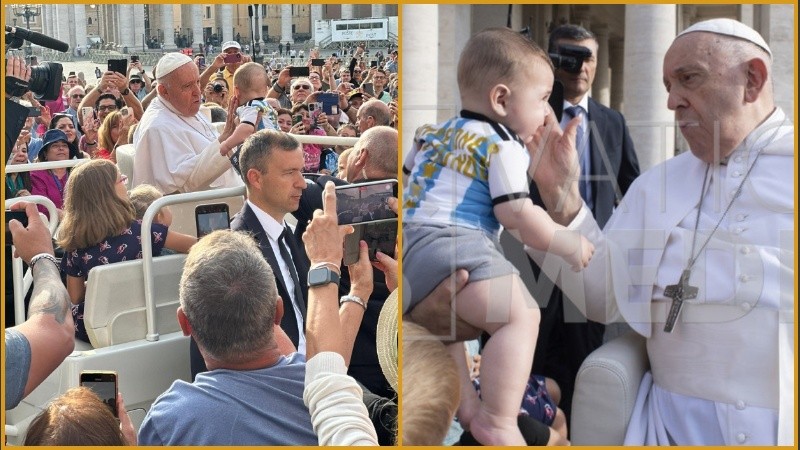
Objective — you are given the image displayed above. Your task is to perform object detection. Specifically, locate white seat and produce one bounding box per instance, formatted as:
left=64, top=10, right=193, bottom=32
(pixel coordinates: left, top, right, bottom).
left=570, top=332, right=649, bottom=445
left=115, top=143, right=136, bottom=190
left=84, top=254, right=186, bottom=348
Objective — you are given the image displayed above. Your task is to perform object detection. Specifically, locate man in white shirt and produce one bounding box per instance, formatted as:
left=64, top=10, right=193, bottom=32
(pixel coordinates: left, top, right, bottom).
left=527, top=18, right=793, bottom=445
left=131, top=52, right=244, bottom=194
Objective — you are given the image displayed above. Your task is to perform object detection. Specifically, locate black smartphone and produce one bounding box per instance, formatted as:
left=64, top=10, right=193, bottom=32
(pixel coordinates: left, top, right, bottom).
left=311, top=58, right=325, bottom=67
left=316, top=92, right=339, bottom=116
left=370, top=60, right=378, bottom=68
left=130, top=55, right=139, bottom=63
left=5, top=210, right=28, bottom=246
left=289, top=66, right=310, bottom=77
left=195, top=203, right=230, bottom=238
left=335, top=179, right=398, bottom=226
left=107, top=59, right=128, bottom=75
left=292, top=114, right=304, bottom=126
left=27, top=107, right=41, bottom=117
left=343, top=221, right=398, bottom=265
left=361, top=82, right=375, bottom=97
left=79, top=371, right=118, bottom=417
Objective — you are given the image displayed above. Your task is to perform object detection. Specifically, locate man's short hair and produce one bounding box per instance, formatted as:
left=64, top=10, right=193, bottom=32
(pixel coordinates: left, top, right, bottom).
left=179, top=230, right=279, bottom=363
left=457, top=27, right=552, bottom=96
left=67, top=86, right=85, bottom=97
left=238, top=129, right=301, bottom=186
left=355, top=125, right=397, bottom=177
left=96, top=93, right=122, bottom=109
left=358, top=99, right=392, bottom=127
left=548, top=24, right=597, bottom=53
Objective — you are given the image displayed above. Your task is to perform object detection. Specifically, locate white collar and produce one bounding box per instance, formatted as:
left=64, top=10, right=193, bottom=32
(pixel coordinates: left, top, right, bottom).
left=247, top=199, right=285, bottom=242
left=563, top=95, right=590, bottom=114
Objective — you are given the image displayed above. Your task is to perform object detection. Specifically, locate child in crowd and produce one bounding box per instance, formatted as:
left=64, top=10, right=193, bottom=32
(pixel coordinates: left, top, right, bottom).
left=219, top=62, right=277, bottom=156
left=402, top=28, right=593, bottom=445
left=129, top=184, right=173, bottom=226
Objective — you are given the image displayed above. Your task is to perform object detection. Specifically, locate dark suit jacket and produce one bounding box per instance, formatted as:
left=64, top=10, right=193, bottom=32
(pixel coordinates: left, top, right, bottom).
left=230, top=203, right=309, bottom=348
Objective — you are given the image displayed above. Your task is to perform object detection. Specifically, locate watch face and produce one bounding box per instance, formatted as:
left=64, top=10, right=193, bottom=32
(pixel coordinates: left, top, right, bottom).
left=308, top=267, right=330, bottom=286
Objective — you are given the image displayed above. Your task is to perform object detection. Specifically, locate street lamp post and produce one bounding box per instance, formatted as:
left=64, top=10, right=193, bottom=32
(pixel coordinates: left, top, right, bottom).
left=12, top=4, right=41, bottom=56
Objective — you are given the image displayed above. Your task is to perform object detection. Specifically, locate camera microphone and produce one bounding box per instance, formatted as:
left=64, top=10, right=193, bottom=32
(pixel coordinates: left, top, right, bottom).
left=5, top=26, right=70, bottom=53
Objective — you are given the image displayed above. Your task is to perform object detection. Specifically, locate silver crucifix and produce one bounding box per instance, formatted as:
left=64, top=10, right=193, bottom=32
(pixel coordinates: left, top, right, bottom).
left=663, top=269, right=698, bottom=332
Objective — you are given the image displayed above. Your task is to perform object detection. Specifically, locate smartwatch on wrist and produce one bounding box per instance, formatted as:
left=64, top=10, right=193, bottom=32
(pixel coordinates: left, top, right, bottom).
left=307, top=267, right=340, bottom=288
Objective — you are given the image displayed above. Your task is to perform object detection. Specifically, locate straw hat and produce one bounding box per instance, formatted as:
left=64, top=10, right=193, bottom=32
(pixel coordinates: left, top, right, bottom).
left=376, top=289, right=398, bottom=393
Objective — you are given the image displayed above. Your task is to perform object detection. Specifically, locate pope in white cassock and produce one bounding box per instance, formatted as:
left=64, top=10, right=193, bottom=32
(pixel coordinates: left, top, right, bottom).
left=527, top=19, right=793, bottom=445
left=132, top=52, right=244, bottom=194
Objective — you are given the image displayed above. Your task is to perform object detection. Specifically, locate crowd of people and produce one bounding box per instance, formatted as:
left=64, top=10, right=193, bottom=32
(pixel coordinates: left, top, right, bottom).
left=5, top=37, right=401, bottom=445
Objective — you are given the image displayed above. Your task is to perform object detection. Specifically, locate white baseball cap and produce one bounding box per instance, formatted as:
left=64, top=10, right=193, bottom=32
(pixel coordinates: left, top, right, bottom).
left=222, top=41, right=241, bottom=52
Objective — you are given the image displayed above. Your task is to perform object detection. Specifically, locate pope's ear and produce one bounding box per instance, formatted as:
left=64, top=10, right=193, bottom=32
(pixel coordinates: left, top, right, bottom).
left=743, top=57, right=768, bottom=103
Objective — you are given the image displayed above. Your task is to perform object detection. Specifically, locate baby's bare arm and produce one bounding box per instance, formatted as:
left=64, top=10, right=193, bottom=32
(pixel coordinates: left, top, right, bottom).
left=495, top=198, right=593, bottom=270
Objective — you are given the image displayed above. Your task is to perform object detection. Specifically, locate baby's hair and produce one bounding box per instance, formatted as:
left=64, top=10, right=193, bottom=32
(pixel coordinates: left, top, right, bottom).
left=232, top=62, right=269, bottom=96
left=457, top=27, right=553, bottom=95
left=129, top=184, right=163, bottom=220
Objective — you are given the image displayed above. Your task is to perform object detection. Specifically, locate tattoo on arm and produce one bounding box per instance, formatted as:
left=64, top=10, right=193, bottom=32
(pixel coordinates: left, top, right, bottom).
left=27, top=261, right=71, bottom=325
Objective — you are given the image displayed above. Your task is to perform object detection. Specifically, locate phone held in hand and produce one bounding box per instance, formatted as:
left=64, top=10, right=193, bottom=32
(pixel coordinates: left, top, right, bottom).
left=80, top=106, right=95, bottom=124
left=222, top=52, right=242, bottom=64
left=316, top=93, right=339, bottom=116
left=289, top=66, right=310, bottom=77
left=361, top=82, right=375, bottom=97
left=107, top=59, right=128, bottom=76
left=311, top=58, right=325, bottom=67
left=195, top=203, right=231, bottom=238
left=79, top=371, right=118, bottom=417
left=343, top=221, right=398, bottom=265
left=5, top=210, right=28, bottom=246
left=335, top=179, right=398, bottom=226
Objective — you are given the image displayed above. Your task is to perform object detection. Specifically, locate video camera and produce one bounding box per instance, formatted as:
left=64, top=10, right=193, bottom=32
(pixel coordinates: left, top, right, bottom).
left=549, top=44, right=592, bottom=74
left=5, top=26, right=64, bottom=100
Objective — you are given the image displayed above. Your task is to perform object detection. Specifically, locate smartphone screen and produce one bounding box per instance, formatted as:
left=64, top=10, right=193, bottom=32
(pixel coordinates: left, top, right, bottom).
left=289, top=66, right=310, bottom=77
left=195, top=204, right=230, bottom=238
left=311, top=58, right=325, bottom=67
left=370, top=60, right=378, bottom=68
left=5, top=210, right=28, bottom=246
left=130, top=55, right=139, bottom=63
left=343, top=221, right=398, bottom=265
left=335, top=180, right=398, bottom=226
left=80, top=371, right=118, bottom=417
left=362, top=83, right=375, bottom=97
left=107, top=59, right=128, bottom=75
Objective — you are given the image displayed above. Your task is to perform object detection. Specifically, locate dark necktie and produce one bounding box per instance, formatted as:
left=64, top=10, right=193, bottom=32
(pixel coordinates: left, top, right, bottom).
left=564, top=105, right=592, bottom=207
left=278, top=227, right=304, bottom=344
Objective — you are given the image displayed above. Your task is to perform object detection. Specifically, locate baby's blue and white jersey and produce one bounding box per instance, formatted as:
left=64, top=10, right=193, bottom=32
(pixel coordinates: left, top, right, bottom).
left=236, top=98, right=278, bottom=131
left=403, top=110, right=530, bottom=235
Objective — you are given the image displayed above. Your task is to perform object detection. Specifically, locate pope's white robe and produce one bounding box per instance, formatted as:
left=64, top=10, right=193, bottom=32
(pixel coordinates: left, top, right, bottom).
left=528, top=108, right=794, bottom=445
left=132, top=97, right=243, bottom=194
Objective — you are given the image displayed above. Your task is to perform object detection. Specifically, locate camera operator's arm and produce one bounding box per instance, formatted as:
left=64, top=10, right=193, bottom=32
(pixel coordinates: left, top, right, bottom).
left=4, top=56, right=31, bottom=99
left=199, top=57, right=223, bottom=93
left=7, top=202, right=75, bottom=408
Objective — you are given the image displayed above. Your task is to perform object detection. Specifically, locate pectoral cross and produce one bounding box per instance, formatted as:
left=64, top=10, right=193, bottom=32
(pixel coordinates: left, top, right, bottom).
left=663, top=269, right=698, bottom=333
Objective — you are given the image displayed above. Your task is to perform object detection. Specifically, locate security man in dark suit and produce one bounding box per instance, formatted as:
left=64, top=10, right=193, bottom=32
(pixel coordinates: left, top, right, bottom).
left=506, top=24, right=641, bottom=428
left=189, top=130, right=309, bottom=379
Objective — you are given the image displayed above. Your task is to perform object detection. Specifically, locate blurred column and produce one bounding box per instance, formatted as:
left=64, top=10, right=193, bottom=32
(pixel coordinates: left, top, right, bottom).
left=161, top=4, right=176, bottom=50
left=221, top=5, right=234, bottom=44
left=281, top=4, right=293, bottom=44
left=592, top=24, right=610, bottom=107
left=623, top=5, right=676, bottom=169
left=192, top=4, right=203, bottom=48
left=341, top=5, right=354, bottom=20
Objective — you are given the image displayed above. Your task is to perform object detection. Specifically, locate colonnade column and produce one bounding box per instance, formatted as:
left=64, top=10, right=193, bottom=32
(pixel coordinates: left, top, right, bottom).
left=623, top=5, right=676, bottom=169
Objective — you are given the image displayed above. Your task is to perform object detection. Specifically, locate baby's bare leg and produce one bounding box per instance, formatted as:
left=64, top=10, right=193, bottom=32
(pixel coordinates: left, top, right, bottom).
left=453, top=274, right=540, bottom=445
